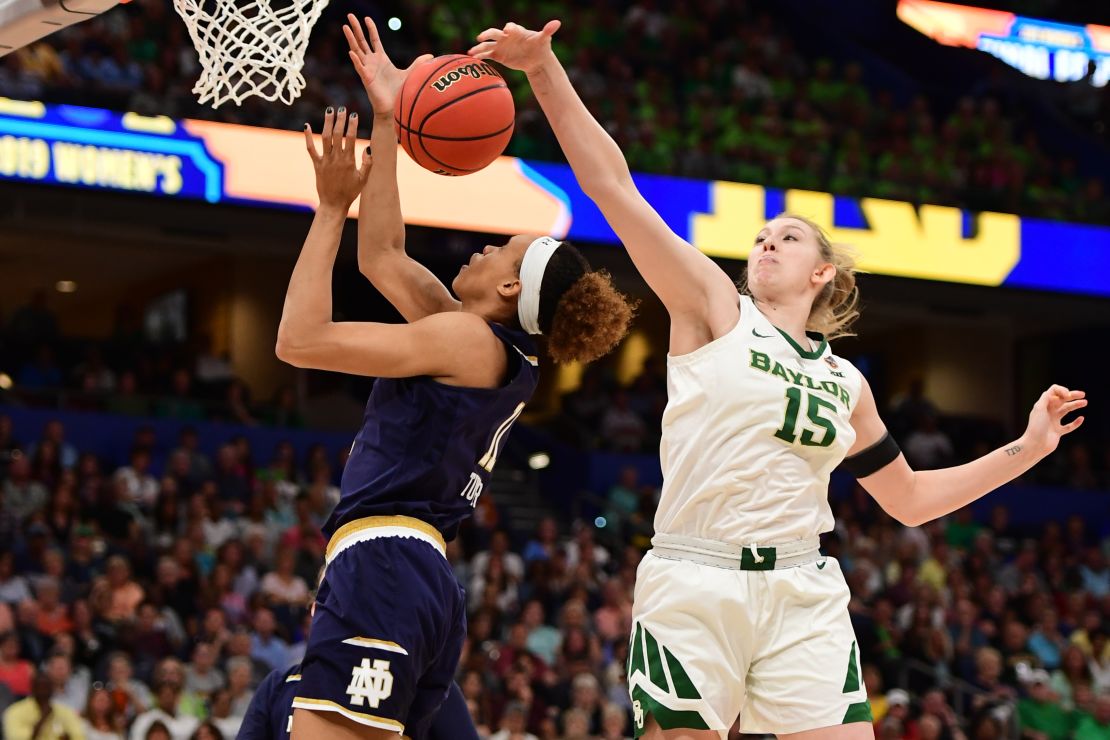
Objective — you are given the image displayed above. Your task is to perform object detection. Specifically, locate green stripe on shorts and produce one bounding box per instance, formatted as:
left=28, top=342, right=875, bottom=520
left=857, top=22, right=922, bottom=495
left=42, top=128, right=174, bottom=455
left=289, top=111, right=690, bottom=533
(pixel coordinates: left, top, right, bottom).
left=628, top=624, right=709, bottom=735
left=644, top=629, right=671, bottom=693
left=842, top=641, right=860, bottom=693
left=842, top=700, right=873, bottom=724
left=663, top=645, right=702, bottom=700
left=629, top=623, right=647, bottom=678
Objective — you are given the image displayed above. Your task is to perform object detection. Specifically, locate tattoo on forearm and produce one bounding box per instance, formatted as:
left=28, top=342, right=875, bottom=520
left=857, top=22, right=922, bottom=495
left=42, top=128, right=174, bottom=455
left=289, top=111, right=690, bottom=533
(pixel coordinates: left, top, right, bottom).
left=1005, top=445, right=1022, bottom=457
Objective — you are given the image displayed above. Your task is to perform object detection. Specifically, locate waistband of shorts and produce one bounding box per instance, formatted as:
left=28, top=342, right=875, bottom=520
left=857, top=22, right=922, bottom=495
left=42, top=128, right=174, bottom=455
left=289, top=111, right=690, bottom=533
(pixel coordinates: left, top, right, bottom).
left=649, top=533, right=821, bottom=570
left=326, top=515, right=447, bottom=564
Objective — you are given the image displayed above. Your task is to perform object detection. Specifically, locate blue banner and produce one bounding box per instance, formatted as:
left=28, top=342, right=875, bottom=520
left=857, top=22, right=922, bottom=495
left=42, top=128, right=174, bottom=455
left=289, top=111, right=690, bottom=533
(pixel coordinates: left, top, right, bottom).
left=0, top=99, right=224, bottom=201
left=2, top=97, right=1109, bottom=299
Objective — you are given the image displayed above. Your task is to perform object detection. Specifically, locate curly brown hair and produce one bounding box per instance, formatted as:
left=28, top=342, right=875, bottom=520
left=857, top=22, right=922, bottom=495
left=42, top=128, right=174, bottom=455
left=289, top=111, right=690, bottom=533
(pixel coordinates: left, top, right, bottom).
left=547, top=270, right=636, bottom=364
left=529, top=241, right=635, bottom=364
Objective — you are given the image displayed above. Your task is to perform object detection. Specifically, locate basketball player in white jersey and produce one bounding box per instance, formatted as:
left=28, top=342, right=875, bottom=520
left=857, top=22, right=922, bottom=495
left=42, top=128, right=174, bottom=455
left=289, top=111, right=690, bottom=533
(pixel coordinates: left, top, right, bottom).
left=470, top=21, right=1089, bottom=740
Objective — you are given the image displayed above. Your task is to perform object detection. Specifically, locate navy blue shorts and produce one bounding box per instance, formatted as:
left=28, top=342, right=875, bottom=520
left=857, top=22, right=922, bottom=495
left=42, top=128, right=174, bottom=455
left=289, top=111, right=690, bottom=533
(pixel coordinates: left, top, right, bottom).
left=292, top=520, right=466, bottom=737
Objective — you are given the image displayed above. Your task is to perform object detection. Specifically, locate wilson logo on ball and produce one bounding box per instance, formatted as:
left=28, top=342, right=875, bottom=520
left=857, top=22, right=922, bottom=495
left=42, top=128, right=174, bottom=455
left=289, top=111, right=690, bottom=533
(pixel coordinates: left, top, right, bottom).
left=431, top=63, right=502, bottom=93
left=396, top=54, right=515, bottom=176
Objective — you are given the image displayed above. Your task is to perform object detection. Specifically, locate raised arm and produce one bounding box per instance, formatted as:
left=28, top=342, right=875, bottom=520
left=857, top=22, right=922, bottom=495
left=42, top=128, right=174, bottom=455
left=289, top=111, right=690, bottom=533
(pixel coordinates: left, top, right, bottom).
left=344, top=15, right=460, bottom=322
left=470, top=22, right=737, bottom=327
left=848, top=380, right=1087, bottom=527
left=275, top=109, right=505, bottom=388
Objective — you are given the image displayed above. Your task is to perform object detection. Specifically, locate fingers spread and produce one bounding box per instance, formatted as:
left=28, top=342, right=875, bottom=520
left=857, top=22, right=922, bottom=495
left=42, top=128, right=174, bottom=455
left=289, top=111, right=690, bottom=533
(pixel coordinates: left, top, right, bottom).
left=476, top=27, right=505, bottom=43
left=345, top=14, right=370, bottom=54
left=348, top=50, right=367, bottom=77
left=1058, top=399, right=1088, bottom=417
left=303, top=123, right=320, bottom=162
left=365, top=16, right=383, bottom=55
left=333, top=108, right=348, bottom=152
left=342, top=25, right=362, bottom=56
left=358, top=147, right=373, bottom=184
left=344, top=111, right=359, bottom=152
left=321, top=108, right=336, bottom=153
left=1062, top=416, right=1085, bottom=434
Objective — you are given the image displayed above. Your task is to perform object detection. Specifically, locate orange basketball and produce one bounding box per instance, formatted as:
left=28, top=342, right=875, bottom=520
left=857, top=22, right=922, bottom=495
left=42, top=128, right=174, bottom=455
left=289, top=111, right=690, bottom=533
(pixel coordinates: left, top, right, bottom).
left=394, top=54, right=515, bottom=176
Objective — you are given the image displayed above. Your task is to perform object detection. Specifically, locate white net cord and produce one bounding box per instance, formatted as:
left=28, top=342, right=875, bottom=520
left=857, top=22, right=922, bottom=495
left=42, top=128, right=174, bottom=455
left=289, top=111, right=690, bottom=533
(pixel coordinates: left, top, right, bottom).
left=172, top=0, right=328, bottom=108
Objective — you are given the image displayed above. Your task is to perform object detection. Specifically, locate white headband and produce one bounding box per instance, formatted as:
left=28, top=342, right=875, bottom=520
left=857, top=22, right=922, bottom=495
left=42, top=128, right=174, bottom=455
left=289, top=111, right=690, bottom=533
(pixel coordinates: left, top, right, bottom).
left=517, top=236, right=562, bottom=335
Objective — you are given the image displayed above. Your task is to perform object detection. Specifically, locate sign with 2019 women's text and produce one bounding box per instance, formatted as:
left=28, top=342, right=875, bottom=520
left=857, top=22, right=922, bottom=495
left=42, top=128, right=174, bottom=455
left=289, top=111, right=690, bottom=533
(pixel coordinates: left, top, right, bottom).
left=0, top=96, right=1108, bottom=298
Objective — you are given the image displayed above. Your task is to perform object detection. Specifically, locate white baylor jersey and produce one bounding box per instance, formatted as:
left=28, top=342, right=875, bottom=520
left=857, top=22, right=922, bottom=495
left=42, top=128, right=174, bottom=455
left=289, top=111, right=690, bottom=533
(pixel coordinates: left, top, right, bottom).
left=656, top=294, right=863, bottom=545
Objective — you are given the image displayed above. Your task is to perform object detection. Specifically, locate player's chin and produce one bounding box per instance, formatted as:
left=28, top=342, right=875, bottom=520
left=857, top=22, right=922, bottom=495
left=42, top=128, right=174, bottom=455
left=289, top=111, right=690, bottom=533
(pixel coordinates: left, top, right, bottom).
left=450, top=269, right=468, bottom=294
left=747, top=275, right=773, bottom=297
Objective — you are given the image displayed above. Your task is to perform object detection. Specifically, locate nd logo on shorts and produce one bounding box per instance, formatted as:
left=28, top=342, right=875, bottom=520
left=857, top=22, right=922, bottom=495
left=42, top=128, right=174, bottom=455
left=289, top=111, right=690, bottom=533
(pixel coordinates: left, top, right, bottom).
left=346, top=658, right=394, bottom=708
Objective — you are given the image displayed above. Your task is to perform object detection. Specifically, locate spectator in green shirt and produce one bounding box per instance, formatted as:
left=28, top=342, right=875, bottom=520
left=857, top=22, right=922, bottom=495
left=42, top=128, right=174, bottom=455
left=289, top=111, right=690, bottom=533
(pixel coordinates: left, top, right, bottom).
left=807, top=58, right=847, bottom=113
left=1075, top=694, right=1110, bottom=740
left=945, top=507, right=982, bottom=550
left=1018, top=669, right=1075, bottom=740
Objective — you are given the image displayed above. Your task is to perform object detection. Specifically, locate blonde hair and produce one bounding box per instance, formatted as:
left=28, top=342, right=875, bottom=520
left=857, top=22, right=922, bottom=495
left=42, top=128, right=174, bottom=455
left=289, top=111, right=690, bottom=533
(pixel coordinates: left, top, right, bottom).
left=741, top=213, right=861, bottom=340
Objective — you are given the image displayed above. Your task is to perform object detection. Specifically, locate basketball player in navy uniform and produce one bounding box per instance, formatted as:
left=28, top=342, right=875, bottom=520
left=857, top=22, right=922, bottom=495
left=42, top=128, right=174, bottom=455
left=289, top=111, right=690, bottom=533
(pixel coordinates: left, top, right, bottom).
left=239, top=663, right=303, bottom=739
left=278, top=87, right=633, bottom=738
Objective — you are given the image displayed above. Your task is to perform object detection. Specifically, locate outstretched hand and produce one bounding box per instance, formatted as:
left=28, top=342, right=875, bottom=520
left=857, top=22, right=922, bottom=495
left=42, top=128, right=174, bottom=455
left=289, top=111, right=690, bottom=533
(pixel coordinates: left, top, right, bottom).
left=343, top=14, right=433, bottom=114
left=1021, top=384, right=1087, bottom=458
left=468, top=20, right=561, bottom=75
left=304, top=108, right=372, bottom=210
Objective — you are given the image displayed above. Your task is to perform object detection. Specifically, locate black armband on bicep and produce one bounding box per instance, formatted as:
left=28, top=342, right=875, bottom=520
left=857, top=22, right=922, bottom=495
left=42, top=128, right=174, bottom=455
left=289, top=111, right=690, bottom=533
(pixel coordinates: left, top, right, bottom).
left=841, top=432, right=902, bottom=478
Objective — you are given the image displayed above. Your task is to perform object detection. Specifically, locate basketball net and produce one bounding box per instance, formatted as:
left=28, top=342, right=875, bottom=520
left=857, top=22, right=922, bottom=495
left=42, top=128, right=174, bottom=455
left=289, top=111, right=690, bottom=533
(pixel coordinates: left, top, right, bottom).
left=172, top=0, right=328, bottom=108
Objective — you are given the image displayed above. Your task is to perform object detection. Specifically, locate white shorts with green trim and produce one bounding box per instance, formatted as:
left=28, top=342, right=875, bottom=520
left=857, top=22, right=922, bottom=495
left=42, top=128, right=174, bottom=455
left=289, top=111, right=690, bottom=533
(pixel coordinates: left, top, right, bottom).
left=627, top=536, right=871, bottom=737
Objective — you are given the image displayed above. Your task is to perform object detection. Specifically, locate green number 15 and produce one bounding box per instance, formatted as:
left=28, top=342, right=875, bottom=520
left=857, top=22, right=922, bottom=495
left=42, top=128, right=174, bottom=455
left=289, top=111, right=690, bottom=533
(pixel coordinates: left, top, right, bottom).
left=773, top=387, right=837, bottom=447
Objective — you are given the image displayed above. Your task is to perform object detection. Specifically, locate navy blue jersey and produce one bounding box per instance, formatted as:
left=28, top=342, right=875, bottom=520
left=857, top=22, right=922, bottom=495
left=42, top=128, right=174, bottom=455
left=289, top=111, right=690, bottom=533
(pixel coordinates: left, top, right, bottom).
left=239, top=664, right=301, bottom=739
left=325, top=322, right=538, bottom=541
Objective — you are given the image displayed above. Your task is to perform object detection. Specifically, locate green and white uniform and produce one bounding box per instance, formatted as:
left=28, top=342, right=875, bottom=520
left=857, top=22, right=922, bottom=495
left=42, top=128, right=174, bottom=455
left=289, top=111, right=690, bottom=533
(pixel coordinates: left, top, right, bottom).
left=628, top=294, right=872, bottom=737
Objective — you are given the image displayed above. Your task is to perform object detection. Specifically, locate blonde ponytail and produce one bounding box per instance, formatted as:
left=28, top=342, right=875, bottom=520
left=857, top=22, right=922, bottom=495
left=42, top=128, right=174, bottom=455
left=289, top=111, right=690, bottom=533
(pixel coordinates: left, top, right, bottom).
left=809, top=231, right=860, bottom=340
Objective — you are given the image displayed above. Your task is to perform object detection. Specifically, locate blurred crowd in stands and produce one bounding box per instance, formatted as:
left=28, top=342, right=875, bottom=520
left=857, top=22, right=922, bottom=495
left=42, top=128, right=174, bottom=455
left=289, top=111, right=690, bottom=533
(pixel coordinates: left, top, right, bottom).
left=0, top=282, right=1109, bottom=738
left=1, top=0, right=1108, bottom=224
left=0, top=401, right=1109, bottom=739
left=0, top=290, right=305, bottom=430
left=1, top=288, right=1108, bottom=491
left=2, top=1, right=1110, bottom=734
